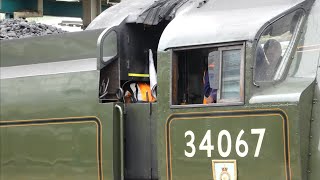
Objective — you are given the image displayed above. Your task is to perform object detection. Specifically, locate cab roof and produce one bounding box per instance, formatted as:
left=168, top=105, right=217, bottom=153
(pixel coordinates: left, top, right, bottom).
left=158, top=0, right=306, bottom=50
left=87, top=0, right=156, bottom=30
left=88, top=0, right=308, bottom=50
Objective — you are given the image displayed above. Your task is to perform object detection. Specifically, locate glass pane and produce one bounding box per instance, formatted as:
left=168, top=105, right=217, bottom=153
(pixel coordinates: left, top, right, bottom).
left=172, top=46, right=243, bottom=106
left=221, top=50, right=241, bottom=100
left=208, top=51, right=220, bottom=90
left=255, top=10, right=303, bottom=82
left=102, top=30, right=117, bottom=61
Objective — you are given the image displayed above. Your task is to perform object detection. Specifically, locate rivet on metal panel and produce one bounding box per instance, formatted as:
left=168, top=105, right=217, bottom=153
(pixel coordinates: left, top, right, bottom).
left=310, top=136, right=313, bottom=139
left=308, top=170, right=311, bottom=173
left=313, top=99, right=318, bottom=104
left=309, top=153, right=312, bottom=156
left=311, top=118, right=314, bottom=122
left=197, top=0, right=208, bottom=8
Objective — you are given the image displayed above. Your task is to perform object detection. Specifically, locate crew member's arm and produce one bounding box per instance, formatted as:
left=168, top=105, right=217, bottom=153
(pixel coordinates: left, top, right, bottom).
left=203, top=71, right=217, bottom=104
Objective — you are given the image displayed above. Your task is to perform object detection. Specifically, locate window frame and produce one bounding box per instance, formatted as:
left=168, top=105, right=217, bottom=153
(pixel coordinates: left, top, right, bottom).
left=253, top=9, right=305, bottom=85
left=273, top=11, right=305, bottom=81
left=97, top=27, right=119, bottom=70
left=170, top=42, right=245, bottom=109
left=218, top=45, right=245, bottom=103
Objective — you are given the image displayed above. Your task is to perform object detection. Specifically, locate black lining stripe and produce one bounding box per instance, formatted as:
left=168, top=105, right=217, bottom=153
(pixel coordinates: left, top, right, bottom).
left=165, top=109, right=290, bottom=180
left=0, top=117, right=103, bottom=180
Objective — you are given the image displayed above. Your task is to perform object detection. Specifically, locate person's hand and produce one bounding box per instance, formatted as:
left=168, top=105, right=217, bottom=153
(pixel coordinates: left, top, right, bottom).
left=205, top=95, right=214, bottom=103
left=206, top=89, right=217, bottom=103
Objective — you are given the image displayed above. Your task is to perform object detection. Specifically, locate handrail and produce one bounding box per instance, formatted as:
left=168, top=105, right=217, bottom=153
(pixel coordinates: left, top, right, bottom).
left=115, top=104, right=124, bottom=180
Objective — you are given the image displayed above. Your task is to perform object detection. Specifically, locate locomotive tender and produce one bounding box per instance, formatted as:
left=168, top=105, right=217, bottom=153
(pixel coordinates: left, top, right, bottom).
left=1, top=0, right=320, bottom=179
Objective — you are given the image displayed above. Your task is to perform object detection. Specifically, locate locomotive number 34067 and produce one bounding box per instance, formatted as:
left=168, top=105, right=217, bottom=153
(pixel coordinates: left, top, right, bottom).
left=184, top=129, right=266, bottom=158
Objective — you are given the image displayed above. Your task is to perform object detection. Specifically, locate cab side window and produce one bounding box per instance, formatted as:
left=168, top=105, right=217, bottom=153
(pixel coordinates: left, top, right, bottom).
left=172, top=44, right=244, bottom=106
left=254, top=10, right=304, bottom=82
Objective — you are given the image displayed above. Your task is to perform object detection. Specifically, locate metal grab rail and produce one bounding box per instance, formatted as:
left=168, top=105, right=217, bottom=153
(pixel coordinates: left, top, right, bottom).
left=115, top=104, right=124, bottom=180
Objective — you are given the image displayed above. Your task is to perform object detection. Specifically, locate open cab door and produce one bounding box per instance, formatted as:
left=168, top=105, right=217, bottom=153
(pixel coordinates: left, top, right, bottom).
left=97, top=27, right=125, bottom=180
left=97, top=27, right=121, bottom=102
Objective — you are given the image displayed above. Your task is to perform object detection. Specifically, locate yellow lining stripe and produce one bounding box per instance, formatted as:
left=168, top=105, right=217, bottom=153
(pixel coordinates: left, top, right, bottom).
left=165, top=109, right=291, bottom=180
left=128, top=73, right=150, bottom=77
left=0, top=116, right=104, bottom=180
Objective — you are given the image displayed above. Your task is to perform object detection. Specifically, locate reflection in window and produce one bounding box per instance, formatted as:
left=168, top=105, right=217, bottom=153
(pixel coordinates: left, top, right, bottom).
left=255, top=10, right=304, bottom=82
left=221, top=50, right=241, bottom=101
left=172, top=45, right=244, bottom=106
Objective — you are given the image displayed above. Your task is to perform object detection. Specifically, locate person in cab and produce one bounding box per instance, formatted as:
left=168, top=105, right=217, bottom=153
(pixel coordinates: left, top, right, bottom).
left=124, top=82, right=156, bottom=103
left=203, top=62, right=218, bottom=104
left=256, top=39, right=282, bottom=81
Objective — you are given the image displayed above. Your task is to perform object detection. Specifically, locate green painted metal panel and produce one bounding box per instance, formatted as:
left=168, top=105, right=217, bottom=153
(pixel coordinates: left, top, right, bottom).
left=309, top=71, right=320, bottom=180
left=151, top=103, right=159, bottom=179
left=167, top=113, right=287, bottom=180
left=156, top=45, right=315, bottom=180
left=297, top=83, right=314, bottom=180
left=125, top=103, right=152, bottom=179
left=1, top=120, right=99, bottom=180
left=0, top=71, right=117, bottom=180
left=0, top=29, right=102, bottom=67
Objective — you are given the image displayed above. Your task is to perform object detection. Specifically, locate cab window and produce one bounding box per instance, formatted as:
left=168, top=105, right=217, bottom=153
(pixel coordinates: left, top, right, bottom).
left=172, top=44, right=244, bottom=106
left=254, top=10, right=304, bottom=82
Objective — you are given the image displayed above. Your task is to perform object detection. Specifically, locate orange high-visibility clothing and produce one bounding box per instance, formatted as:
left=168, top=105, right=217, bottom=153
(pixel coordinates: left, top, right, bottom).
left=126, top=83, right=156, bottom=103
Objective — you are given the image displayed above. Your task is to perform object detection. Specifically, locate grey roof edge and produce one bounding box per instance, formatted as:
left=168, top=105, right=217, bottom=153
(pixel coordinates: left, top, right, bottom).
left=252, top=0, right=315, bottom=51
left=86, top=0, right=155, bottom=30
left=135, top=0, right=190, bottom=25
left=158, top=0, right=313, bottom=51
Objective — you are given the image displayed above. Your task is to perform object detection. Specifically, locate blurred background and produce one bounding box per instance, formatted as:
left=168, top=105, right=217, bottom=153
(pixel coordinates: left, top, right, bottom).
left=0, top=0, right=121, bottom=31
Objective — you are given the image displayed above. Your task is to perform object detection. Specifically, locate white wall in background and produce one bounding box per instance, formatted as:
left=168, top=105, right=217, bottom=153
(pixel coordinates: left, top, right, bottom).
left=27, top=16, right=83, bottom=32
left=0, top=13, right=5, bottom=20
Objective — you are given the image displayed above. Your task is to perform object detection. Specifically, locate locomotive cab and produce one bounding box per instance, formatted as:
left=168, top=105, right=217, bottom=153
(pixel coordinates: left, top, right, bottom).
left=91, top=0, right=320, bottom=179
left=93, top=0, right=181, bottom=102
left=1, top=0, right=320, bottom=180
left=97, top=21, right=168, bottom=102
left=155, top=0, right=320, bottom=179
left=89, top=1, right=189, bottom=179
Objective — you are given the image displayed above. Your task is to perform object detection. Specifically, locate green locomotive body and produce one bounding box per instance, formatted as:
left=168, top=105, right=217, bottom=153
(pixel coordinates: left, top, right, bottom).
left=1, top=0, right=320, bottom=179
